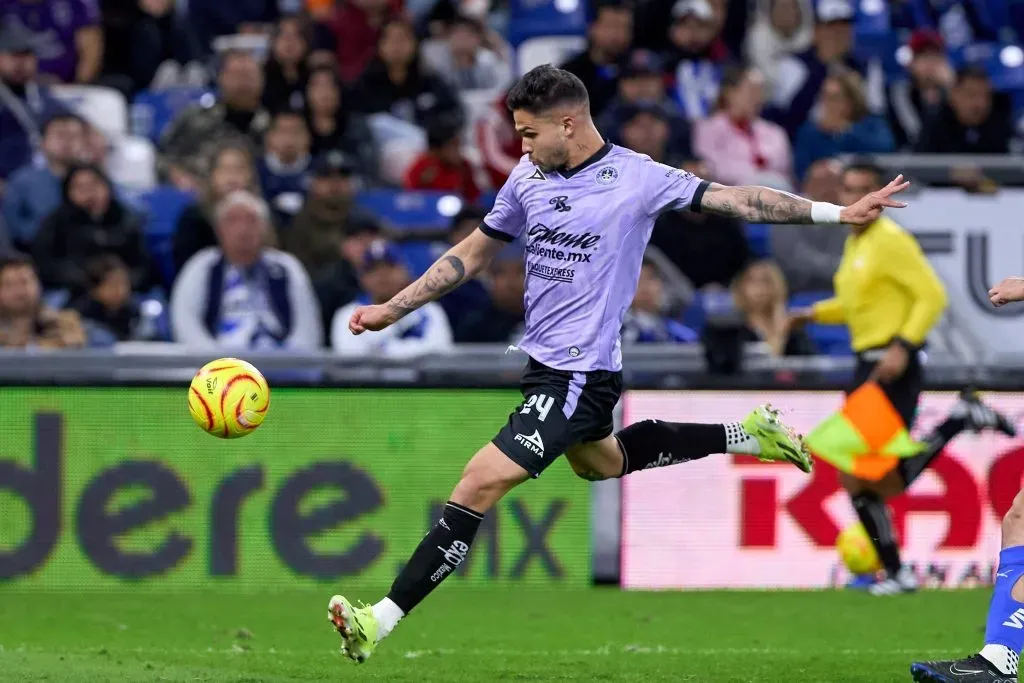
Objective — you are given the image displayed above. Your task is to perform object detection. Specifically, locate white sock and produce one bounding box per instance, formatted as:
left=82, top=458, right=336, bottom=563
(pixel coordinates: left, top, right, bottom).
left=725, top=421, right=761, bottom=455
left=980, top=643, right=1019, bottom=675
left=371, top=598, right=405, bottom=641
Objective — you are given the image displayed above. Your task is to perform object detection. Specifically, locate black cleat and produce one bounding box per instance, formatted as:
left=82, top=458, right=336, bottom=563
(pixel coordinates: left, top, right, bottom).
left=956, top=389, right=1017, bottom=438
left=910, top=654, right=1016, bottom=682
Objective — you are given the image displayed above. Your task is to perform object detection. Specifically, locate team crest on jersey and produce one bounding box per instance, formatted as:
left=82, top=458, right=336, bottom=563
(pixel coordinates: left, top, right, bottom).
left=596, top=167, right=619, bottom=185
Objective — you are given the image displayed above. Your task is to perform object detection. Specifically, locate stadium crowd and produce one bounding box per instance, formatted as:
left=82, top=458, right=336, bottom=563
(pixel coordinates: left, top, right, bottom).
left=0, top=0, right=1019, bottom=356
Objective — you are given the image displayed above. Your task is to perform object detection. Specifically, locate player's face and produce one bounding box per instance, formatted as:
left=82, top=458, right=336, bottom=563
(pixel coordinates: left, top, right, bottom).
left=513, top=111, right=571, bottom=173
left=838, top=169, right=881, bottom=209
left=0, top=264, right=40, bottom=316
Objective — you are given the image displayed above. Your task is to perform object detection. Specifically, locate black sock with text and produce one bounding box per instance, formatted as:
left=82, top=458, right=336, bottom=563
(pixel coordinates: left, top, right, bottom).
left=615, top=420, right=727, bottom=476
left=851, top=491, right=902, bottom=575
left=386, top=501, right=483, bottom=613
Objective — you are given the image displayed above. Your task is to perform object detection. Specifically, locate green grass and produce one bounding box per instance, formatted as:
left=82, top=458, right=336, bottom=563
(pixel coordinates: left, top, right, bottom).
left=0, top=587, right=991, bottom=681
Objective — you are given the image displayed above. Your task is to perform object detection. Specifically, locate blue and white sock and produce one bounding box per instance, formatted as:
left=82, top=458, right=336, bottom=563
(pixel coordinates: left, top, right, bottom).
left=981, top=546, right=1024, bottom=675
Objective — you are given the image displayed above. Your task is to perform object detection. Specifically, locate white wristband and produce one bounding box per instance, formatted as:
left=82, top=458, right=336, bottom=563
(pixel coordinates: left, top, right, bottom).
left=811, top=202, right=843, bottom=224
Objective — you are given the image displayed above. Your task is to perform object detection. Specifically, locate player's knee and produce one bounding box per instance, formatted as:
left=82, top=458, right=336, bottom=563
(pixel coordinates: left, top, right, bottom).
left=567, top=457, right=612, bottom=481
left=1002, top=490, right=1024, bottom=548
left=451, top=449, right=527, bottom=512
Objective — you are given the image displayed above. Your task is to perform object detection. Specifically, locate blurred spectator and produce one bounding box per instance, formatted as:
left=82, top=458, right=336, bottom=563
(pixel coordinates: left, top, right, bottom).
left=171, top=190, right=321, bottom=350
left=101, top=0, right=203, bottom=95
left=770, top=156, right=845, bottom=292
left=435, top=204, right=491, bottom=339
left=599, top=49, right=692, bottom=158
left=0, top=252, right=85, bottom=348
left=617, top=102, right=689, bottom=167
left=3, top=0, right=102, bottom=84
left=350, top=19, right=461, bottom=127
left=766, top=0, right=864, bottom=137
left=915, top=65, right=1013, bottom=155
left=0, top=21, right=70, bottom=180
left=745, top=0, right=812, bottom=88
left=0, top=215, right=10, bottom=253
left=403, top=113, right=480, bottom=201
left=332, top=240, right=453, bottom=358
left=621, top=259, right=698, bottom=343
left=450, top=247, right=524, bottom=344
left=286, top=151, right=378, bottom=337
left=259, top=109, right=312, bottom=226
left=160, top=50, right=270, bottom=189
left=733, top=259, right=815, bottom=356
left=694, top=66, right=792, bottom=188
left=890, top=0, right=998, bottom=50
left=173, top=141, right=261, bottom=273
left=886, top=29, right=954, bottom=150
left=474, top=89, right=521, bottom=187
left=422, top=15, right=512, bottom=93
left=3, top=113, right=87, bottom=251
left=793, top=66, right=894, bottom=180
left=304, top=65, right=376, bottom=175
left=188, top=0, right=280, bottom=57
left=325, top=0, right=399, bottom=83
left=648, top=159, right=750, bottom=289
left=560, top=1, right=633, bottom=118
left=263, top=14, right=311, bottom=112
left=663, top=0, right=731, bottom=121
left=70, top=253, right=154, bottom=343
left=32, top=164, right=153, bottom=298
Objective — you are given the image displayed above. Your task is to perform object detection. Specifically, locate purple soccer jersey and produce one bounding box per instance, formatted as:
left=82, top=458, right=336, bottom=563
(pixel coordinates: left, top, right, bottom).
left=481, top=143, right=708, bottom=372
left=2, top=0, right=101, bottom=83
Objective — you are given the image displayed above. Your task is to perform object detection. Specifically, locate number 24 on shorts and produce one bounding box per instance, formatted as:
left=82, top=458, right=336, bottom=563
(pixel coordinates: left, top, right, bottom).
left=520, top=394, right=554, bottom=422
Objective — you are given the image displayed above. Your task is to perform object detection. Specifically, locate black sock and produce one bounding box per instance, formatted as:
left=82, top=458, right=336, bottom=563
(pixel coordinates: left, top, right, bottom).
left=900, top=415, right=966, bottom=485
left=615, top=420, right=728, bottom=476
left=386, top=501, right=483, bottom=613
left=851, top=491, right=902, bottom=575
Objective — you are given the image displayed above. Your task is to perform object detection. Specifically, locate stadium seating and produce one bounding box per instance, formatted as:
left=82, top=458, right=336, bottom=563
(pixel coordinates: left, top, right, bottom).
left=131, top=87, right=215, bottom=144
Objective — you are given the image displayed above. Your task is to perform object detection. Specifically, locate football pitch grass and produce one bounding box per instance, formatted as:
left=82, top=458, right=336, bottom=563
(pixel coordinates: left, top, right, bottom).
left=0, top=587, right=992, bottom=682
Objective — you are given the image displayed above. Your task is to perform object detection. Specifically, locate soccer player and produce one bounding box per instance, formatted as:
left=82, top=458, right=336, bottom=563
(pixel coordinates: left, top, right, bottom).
left=908, top=279, right=1024, bottom=681
left=326, top=65, right=909, bottom=664
left=790, top=162, right=1015, bottom=596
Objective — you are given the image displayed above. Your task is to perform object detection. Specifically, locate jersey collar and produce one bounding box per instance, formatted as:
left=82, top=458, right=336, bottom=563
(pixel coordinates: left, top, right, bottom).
left=556, top=142, right=613, bottom=179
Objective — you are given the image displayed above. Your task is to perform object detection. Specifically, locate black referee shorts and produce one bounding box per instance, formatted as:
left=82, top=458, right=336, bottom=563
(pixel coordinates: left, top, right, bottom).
left=848, top=347, right=923, bottom=484
left=492, top=358, right=623, bottom=478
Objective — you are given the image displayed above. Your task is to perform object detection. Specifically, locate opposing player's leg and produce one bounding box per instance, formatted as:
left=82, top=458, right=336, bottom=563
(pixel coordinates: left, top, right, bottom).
left=329, top=442, right=530, bottom=663
left=564, top=403, right=812, bottom=481
left=909, top=489, right=1024, bottom=682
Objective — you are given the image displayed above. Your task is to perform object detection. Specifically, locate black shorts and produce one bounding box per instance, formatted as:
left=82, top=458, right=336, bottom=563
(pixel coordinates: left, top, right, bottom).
left=848, top=348, right=923, bottom=483
left=492, top=358, right=624, bottom=478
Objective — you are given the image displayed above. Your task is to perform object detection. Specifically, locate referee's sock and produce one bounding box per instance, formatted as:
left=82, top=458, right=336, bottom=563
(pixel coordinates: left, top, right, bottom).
left=898, top=413, right=966, bottom=485
left=380, top=501, right=484, bottom=636
left=614, top=421, right=757, bottom=476
left=851, top=491, right=903, bottom=576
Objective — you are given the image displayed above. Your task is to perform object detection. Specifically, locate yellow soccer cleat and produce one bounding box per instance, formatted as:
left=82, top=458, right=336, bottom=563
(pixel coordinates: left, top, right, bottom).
left=327, top=595, right=379, bottom=664
left=742, top=404, right=813, bottom=473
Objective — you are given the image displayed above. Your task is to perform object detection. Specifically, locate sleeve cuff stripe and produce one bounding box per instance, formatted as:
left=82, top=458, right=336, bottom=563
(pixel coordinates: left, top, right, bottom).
left=690, top=180, right=711, bottom=213
left=479, top=221, right=515, bottom=243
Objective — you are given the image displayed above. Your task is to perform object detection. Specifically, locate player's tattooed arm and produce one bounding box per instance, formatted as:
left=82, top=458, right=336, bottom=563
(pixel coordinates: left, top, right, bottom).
left=385, top=228, right=506, bottom=321
left=699, top=183, right=814, bottom=224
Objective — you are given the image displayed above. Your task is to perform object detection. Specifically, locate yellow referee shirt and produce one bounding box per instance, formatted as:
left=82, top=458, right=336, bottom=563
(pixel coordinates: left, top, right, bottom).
left=811, top=216, right=948, bottom=352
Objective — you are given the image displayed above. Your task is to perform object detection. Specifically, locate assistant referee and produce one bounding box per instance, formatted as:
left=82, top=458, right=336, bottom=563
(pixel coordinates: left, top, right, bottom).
left=792, top=161, right=948, bottom=594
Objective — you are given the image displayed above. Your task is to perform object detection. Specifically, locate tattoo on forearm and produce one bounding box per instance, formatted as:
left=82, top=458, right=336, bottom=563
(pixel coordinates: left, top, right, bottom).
left=701, top=185, right=814, bottom=224
left=386, top=255, right=467, bottom=319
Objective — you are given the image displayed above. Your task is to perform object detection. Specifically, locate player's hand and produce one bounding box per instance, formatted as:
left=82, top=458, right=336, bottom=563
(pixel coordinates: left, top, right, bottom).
left=839, top=174, right=910, bottom=226
left=989, top=277, right=1024, bottom=307
left=870, top=342, right=910, bottom=384
left=786, top=309, right=814, bottom=329
left=348, top=304, right=398, bottom=335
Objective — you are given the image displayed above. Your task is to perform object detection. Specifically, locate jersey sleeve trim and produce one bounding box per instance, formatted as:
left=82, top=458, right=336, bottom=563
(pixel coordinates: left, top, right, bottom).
left=479, top=221, right=515, bottom=243
left=690, top=180, right=711, bottom=213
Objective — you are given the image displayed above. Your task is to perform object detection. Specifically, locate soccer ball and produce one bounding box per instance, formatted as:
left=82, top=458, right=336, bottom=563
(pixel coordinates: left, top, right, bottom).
left=836, top=522, right=882, bottom=575
left=188, top=358, right=270, bottom=438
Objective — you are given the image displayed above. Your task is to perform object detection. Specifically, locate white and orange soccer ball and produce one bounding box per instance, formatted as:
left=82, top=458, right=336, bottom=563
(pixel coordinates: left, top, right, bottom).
left=836, top=522, right=882, bottom=576
left=188, top=358, right=270, bottom=438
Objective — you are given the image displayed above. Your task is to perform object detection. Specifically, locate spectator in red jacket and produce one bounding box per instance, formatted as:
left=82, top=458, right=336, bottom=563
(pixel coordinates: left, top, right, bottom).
left=474, top=89, right=521, bottom=188
left=404, top=113, right=480, bottom=201
left=325, top=0, right=401, bottom=83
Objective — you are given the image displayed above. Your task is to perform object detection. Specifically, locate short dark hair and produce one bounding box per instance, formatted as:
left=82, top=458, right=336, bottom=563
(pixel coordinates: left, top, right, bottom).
left=270, top=108, right=307, bottom=127
left=0, top=252, right=34, bottom=277
left=84, top=253, right=127, bottom=289
left=506, top=65, right=589, bottom=115
left=41, top=113, right=85, bottom=137
left=449, top=14, right=483, bottom=33
left=956, top=64, right=990, bottom=86
left=593, top=0, right=633, bottom=22
left=843, top=159, right=885, bottom=187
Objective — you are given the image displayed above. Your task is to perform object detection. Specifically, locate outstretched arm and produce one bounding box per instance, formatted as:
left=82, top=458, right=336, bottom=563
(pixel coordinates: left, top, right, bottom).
left=349, top=228, right=506, bottom=335
left=698, top=175, right=910, bottom=225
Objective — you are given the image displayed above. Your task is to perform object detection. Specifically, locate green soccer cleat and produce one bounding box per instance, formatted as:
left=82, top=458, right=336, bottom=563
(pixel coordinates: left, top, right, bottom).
left=742, top=404, right=814, bottom=473
left=328, top=595, right=379, bottom=664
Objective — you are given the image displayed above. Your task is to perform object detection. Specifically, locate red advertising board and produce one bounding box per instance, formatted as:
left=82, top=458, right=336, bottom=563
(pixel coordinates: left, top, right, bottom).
left=621, top=391, right=1024, bottom=589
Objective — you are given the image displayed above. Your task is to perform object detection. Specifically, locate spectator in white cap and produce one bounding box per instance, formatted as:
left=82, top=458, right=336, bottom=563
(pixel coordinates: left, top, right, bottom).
left=170, top=190, right=322, bottom=350
left=662, top=0, right=731, bottom=121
